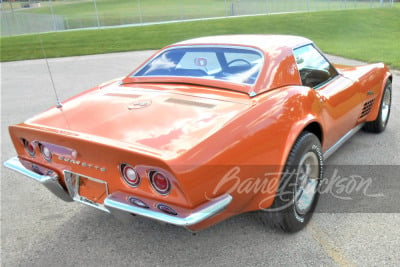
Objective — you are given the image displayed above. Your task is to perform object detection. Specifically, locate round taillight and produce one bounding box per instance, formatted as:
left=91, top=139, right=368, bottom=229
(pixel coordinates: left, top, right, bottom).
left=157, top=203, right=178, bottom=216
left=128, top=196, right=149, bottom=209
left=22, top=139, right=36, bottom=157
left=121, top=164, right=141, bottom=187
left=39, top=143, right=52, bottom=162
left=150, top=171, right=171, bottom=195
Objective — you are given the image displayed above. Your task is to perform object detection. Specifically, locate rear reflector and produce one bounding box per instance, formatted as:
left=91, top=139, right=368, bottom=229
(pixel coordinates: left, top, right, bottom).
left=157, top=203, right=178, bottom=216
left=128, top=196, right=149, bottom=209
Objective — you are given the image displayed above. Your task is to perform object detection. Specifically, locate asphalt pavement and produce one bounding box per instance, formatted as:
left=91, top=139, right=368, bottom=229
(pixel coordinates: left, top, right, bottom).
left=1, top=51, right=399, bottom=266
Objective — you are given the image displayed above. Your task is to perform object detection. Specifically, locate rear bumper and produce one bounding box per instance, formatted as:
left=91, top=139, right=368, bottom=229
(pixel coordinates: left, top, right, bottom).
left=4, top=156, right=232, bottom=227
left=104, top=191, right=232, bottom=227
left=4, top=157, right=73, bottom=202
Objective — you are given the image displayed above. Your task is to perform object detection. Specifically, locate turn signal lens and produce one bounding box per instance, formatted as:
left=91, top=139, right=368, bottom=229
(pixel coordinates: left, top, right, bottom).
left=39, top=143, right=52, bottom=162
left=150, top=171, right=171, bottom=195
left=121, top=164, right=141, bottom=187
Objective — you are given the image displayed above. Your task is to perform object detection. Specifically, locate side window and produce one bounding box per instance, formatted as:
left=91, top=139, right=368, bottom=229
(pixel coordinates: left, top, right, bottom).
left=293, top=44, right=338, bottom=88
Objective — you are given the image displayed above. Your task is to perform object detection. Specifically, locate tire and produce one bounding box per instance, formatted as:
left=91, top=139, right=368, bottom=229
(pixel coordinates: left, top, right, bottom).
left=363, top=80, right=392, bottom=133
left=259, top=132, right=323, bottom=232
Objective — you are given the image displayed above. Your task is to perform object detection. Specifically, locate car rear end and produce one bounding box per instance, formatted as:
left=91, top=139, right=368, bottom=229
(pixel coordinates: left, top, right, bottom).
left=5, top=123, right=232, bottom=229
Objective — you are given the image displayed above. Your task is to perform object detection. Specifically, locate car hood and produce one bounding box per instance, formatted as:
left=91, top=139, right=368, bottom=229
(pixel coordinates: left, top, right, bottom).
left=26, top=82, right=252, bottom=158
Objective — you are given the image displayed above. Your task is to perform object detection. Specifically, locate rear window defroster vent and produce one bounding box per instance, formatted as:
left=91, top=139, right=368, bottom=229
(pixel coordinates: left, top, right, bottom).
left=165, top=98, right=215, bottom=109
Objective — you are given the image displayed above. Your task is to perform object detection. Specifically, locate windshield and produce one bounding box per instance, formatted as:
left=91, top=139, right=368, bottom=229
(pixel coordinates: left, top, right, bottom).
left=132, top=46, right=264, bottom=85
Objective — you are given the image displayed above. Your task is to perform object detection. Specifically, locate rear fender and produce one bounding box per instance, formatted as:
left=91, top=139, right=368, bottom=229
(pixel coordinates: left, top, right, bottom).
left=244, top=87, right=323, bottom=211
left=247, top=117, right=322, bottom=211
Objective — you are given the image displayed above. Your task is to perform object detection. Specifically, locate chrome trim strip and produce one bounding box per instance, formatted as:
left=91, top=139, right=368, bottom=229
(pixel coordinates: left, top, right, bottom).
left=3, top=157, right=73, bottom=202
left=323, top=123, right=365, bottom=159
left=104, top=191, right=232, bottom=226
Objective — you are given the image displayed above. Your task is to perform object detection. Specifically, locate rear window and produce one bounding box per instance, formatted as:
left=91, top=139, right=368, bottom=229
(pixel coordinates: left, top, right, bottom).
left=132, top=46, right=264, bottom=85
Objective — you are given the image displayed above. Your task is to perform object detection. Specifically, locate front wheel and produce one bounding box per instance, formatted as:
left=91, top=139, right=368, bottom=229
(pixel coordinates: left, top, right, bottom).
left=259, top=132, right=323, bottom=232
left=363, top=80, right=392, bottom=133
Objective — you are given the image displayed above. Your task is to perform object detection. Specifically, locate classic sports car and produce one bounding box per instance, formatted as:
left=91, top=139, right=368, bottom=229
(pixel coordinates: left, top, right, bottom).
left=4, top=35, right=392, bottom=232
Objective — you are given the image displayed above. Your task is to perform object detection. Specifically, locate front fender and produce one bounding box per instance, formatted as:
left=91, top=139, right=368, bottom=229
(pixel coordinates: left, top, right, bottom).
left=365, top=65, right=392, bottom=122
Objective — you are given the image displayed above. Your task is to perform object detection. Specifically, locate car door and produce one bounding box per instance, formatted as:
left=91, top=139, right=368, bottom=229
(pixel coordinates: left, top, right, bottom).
left=293, top=44, right=364, bottom=150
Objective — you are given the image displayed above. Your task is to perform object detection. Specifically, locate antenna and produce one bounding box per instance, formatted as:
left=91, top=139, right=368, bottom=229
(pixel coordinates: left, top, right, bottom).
left=38, top=36, right=63, bottom=109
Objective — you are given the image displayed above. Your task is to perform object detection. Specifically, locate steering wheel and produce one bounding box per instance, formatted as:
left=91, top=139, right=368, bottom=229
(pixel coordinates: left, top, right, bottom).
left=227, top=59, right=251, bottom=67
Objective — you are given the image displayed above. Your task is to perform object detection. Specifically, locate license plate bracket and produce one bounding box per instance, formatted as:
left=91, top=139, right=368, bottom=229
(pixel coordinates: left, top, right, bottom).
left=64, top=171, right=109, bottom=212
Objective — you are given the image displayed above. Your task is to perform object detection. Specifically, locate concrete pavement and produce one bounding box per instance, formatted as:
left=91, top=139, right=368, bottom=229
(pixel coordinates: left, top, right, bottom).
left=1, top=51, right=399, bottom=266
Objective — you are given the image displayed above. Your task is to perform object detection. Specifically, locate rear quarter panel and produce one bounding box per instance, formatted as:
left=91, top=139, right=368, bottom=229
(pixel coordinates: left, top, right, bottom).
left=169, top=85, right=323, bottom=221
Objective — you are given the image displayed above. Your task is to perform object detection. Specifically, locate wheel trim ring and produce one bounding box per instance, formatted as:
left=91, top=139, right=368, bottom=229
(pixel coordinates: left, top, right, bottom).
left=294, top=151, right=319, bottom=215
left=381, top=85, right=391, bottom=124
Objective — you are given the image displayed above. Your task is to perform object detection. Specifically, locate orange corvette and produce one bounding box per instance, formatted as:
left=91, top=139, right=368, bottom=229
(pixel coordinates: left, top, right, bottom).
left=4, top=35, right=392, bottom=232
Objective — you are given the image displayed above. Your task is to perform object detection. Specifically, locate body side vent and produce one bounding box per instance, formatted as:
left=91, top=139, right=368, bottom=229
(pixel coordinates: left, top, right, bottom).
left=360, top=98, right=376, bottom=119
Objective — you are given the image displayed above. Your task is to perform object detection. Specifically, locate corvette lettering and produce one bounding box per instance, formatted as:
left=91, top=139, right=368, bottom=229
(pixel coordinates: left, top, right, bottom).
left=58, top=156, right=107, bottom=172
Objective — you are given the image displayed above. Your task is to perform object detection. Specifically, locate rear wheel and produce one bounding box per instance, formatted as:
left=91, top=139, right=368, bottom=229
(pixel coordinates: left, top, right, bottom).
left=363, top=80, right=392, bottom=133
left=259, top=132, right=323, bottom=232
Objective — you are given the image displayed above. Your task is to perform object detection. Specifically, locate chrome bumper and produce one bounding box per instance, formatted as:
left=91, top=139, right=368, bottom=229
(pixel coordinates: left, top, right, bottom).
left=4, top=156, right=232, bottom=227
left=4, top=157, right=73, bottom=202
left=104, top=192, right=232, bottom=227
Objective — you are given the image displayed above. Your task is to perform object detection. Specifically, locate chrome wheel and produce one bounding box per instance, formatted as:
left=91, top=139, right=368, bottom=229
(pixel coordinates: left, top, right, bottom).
left=363, top=80, right=392, bottom=133
left=381, top=84, right=391, bottom=125
left=294, top=151, right=319, bottom=215
left=260, top=132, right=322, bottom=232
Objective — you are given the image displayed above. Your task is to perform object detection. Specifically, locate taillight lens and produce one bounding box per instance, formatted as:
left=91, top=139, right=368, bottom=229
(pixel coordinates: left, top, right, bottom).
left=150, top=171, right=171, bottom=195
left=121, top=164, right=141, bottom=187
left=22, top=138, right=36, bottom=157
left=39, top=143, right=52, bottom=162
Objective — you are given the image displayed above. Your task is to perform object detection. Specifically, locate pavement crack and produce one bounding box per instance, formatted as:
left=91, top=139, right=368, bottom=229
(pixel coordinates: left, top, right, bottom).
left=308, top=220, right=357, bottom=267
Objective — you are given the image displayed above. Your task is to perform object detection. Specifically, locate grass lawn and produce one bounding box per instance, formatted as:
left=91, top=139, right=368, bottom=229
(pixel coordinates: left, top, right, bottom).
left=1, top=6, right=399, bottom=68
left=15, top=0, right=227, bottom=27
left=10, top=0, right=390, bottom=28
